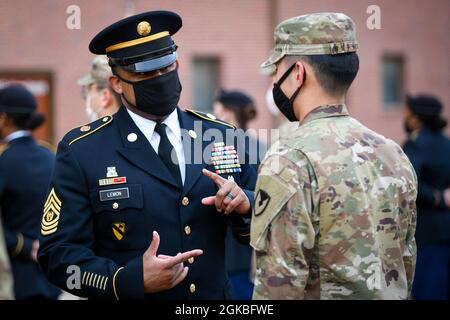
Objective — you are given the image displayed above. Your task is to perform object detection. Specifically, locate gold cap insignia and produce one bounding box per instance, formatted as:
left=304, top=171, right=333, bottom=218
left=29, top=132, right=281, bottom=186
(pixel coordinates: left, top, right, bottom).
left=137, top=21, right=151, bottom=36
left=112, top=222, right=125, bottom=241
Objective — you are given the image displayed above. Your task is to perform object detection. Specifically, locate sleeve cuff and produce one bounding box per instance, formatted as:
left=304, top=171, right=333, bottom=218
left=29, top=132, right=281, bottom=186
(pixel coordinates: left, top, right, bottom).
left=12, top=233, right=33, bottom=260
left=11, top=233, right=24, bottom=258
left=113, top=255, right=145, bottom=300
left=241, top=189, right=254, bottom=218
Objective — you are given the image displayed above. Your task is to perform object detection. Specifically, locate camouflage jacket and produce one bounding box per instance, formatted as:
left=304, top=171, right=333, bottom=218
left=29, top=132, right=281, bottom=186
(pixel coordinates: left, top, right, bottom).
left=251, top=104, right=417, bottom=300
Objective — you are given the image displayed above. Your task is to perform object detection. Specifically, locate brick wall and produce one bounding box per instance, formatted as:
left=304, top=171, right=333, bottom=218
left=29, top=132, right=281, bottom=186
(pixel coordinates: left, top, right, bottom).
left=0, top=0, right=448, bottom=144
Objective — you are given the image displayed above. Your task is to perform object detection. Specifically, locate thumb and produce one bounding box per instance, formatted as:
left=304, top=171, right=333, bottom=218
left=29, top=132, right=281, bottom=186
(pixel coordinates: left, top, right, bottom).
left=147, top=231, right=160, bottom=257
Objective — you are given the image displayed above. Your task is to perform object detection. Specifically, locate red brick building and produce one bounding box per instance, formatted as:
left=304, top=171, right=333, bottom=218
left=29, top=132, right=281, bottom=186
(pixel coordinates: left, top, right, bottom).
left=0, top=0, right=448, bottom=144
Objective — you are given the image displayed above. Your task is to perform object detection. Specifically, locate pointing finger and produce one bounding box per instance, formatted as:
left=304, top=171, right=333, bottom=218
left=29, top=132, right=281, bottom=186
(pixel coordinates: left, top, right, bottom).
left=164, top=249, right=203, bottom=268
left=202, top=169, right=225, bottom=187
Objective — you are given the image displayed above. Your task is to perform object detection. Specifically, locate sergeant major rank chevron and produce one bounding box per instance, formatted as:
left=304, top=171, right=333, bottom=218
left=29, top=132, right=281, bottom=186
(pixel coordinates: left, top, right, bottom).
left=41, top=188, right=62, bottom=236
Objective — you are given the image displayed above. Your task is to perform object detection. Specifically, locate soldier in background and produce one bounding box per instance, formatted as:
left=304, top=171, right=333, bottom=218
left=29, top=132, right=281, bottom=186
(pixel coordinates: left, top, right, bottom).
left=0, top=84, right=60, bottom=299
left=213, top=89, right=265, bottom=299
left=78, top=56, right=121, bottom=122
left=403, top=94, right=450, bottom=300
left=0, top=216, right=14, bottom=300
left=251, top=12, right=417, bottom=299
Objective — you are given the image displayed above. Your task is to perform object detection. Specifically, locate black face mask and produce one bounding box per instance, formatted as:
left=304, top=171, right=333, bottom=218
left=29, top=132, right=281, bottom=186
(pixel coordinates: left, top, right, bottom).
left=116, top=68, right=182, bottom=117
left=272, top=63, right=305, bottom=122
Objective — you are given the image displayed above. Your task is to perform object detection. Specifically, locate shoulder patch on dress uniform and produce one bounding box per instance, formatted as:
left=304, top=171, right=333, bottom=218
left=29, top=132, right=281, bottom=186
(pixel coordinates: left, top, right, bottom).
left=41, top=188, right=62, bottom=236
left=68, top=115, right=114, bottom=145
left=185, top=108, right=235, bottom=129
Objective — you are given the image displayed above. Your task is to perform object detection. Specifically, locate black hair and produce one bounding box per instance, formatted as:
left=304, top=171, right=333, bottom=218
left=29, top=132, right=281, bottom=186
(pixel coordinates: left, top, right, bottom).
left=215, top=90, right=257, bottom=130
left=6, top=112, right=45, bottom=131
left=415, top=113, right=447, bottom=131
left=286, top=52, right=359, bottom=96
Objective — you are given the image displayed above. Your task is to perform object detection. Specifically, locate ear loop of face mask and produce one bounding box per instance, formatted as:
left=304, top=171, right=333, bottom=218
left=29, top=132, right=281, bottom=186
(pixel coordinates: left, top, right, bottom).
left=276, top=62, right=306, bottom=103
left=111, top=71, right=140, bottom=109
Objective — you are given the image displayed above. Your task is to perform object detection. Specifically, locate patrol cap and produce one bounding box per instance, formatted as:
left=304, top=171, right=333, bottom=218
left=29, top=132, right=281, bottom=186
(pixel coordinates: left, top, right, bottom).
left=0, top=84, right=37, bottom=114
left=261, top=12, right=358, bottom=74
left=77, top=56, right=113, bottom=87
left=89, top=11, right=182, bottom=73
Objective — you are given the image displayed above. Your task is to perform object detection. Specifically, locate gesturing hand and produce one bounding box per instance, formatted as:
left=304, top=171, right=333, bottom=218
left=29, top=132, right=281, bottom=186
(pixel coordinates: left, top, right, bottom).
left=142, top=231, right=203, bottom=293
left=444, top=188, right=450, bottom=209
left=201, top=168, right=250, bottom=215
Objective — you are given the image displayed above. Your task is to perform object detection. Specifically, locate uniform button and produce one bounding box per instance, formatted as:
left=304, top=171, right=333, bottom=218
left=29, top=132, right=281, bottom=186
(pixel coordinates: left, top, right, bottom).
left=184, top=225, right=191, bottom=235
left=189, top=283, right=196, bottom=293
left=188, top=257, right=194, bottom=264
left=127, top=133, right=138, bottom=142
left=181, top=197, right=189, bottom=206
left=112, top=202, right=119, bottom=210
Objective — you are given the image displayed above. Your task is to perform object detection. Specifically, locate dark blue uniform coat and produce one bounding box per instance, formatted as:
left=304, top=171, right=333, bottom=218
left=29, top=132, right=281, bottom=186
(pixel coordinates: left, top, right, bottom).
left=0, top=135, right=60, bottom=299
left=38, top=106, right=256, bottom=300
left=403, top=128, right=450, bottom=245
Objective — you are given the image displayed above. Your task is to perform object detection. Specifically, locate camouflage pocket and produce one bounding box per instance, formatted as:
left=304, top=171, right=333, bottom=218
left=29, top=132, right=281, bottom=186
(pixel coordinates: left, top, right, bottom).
left=250, top=173, right=296, bottom=252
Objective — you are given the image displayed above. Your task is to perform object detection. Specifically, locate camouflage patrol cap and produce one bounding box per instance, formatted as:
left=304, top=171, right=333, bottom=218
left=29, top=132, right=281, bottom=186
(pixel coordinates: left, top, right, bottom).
left=261, top=12, right=358, bottom=74
left=77, top=56, right=113, bottom=88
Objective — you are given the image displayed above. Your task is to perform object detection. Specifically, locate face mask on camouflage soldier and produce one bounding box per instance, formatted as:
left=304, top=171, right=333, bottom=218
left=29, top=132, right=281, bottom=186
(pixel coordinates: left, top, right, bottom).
left=272, top=63, right=305, bottom=122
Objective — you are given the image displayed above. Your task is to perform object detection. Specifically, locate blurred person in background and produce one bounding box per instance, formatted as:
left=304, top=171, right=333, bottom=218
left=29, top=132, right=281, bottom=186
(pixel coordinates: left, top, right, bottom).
left=403, top=94, right=450, bottom=300
left=0, top=216, right=14, bottom=300
left=265, top=86, right=298, bottom=146
left=78, top=56, right=121, bottom=121
left=0, top=84, right=60, bottom=299
left=213, top=89, right=266, bottom=299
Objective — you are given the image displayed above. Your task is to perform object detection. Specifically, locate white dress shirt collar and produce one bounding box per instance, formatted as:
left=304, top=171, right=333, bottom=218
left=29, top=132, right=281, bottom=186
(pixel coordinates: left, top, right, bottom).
left=4, top=130, right=32, bottom=143
left=126, top=108, right=181, bottom=142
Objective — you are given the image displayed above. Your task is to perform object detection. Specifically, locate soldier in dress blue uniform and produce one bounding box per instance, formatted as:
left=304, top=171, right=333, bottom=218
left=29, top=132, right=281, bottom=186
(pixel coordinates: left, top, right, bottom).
left=0, top=84, right=60, bottom=299
left=38, top=10, right=256, bottom=300
left=403, top=94, right=450, bottom=300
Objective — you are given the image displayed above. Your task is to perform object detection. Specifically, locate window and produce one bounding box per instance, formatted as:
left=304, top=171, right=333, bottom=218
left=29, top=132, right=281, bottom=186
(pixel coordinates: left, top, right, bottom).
left=191, top=57, right=220, bottom=112
left=382, top=55, right=404, bottom=109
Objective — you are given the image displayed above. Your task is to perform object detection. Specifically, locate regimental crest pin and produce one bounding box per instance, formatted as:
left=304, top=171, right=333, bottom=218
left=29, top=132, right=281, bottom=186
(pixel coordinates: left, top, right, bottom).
left=106, top=167, right=118, bottom=178
left=112, top=222, right=125, bottom=241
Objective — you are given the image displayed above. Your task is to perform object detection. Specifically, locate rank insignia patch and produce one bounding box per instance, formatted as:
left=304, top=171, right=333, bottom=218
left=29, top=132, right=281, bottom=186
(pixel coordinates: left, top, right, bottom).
left=210, top=142, right=242, bottom=175
left=41, top=188, right=62, bottom=236
left=112, top=223, right=125, bottom=241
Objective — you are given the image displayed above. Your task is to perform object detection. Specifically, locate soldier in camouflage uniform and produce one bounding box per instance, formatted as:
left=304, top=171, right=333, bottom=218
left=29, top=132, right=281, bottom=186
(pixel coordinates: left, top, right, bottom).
left=0, top=215, right=14, bottom=300
left=251, top=13, right=417, bottom=300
